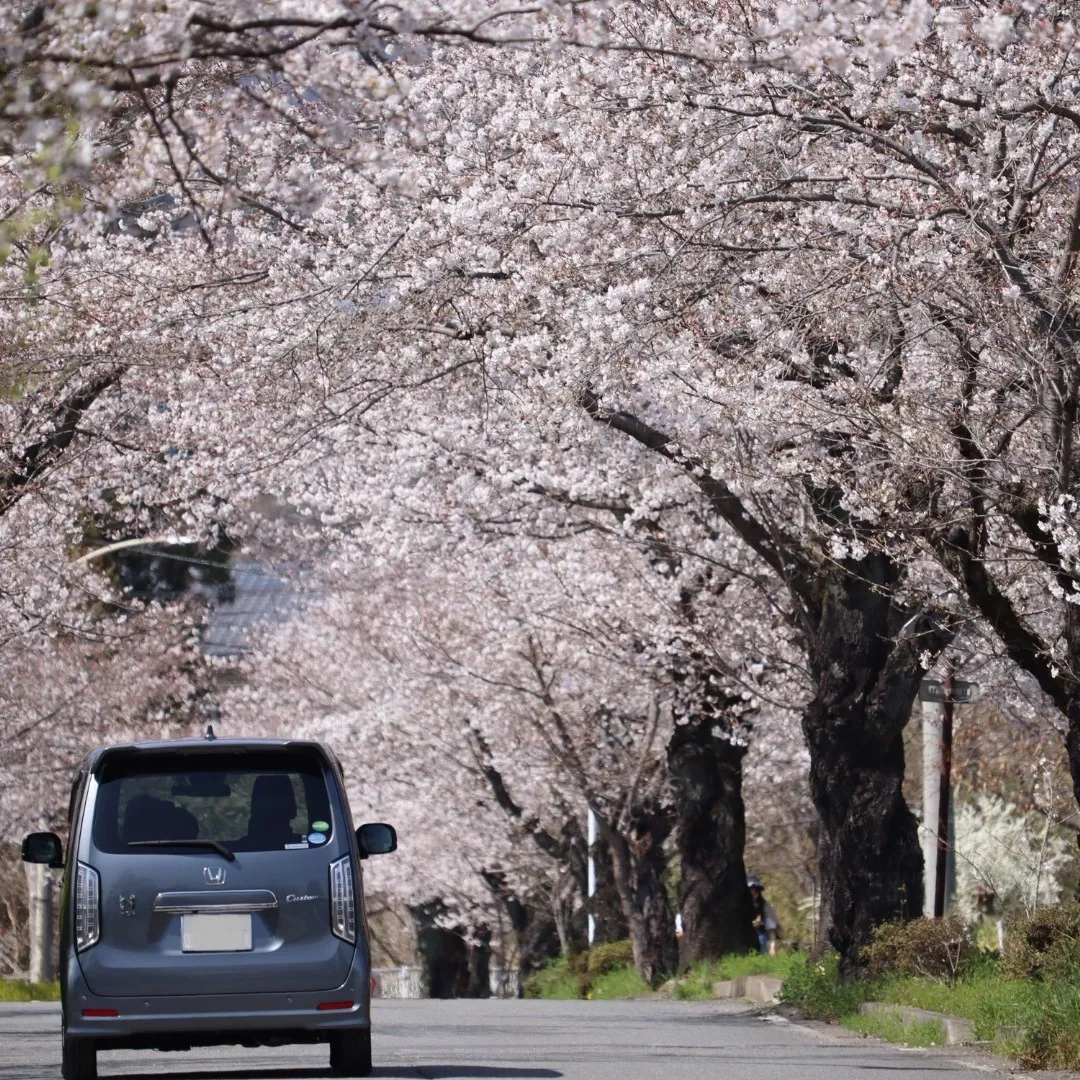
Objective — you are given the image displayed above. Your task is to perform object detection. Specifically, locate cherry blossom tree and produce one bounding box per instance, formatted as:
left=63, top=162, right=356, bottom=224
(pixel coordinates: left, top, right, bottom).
left=220, top=494, right=801, bottom=982
left=7, top=0, right=1079, bottom=976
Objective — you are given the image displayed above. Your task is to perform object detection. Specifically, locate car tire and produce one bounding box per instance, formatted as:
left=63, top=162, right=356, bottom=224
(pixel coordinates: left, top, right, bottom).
left=329, top=1026, right=372, bottom=1077
left=61, top=1031, right=96, bottom=1080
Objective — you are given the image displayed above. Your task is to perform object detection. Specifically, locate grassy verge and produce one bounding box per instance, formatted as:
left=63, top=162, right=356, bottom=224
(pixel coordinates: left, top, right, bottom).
left=587, top=966, right=651, bottom=999
left=0, top=977, right=60, bottom=1001
left=673, top=950, right=804, bottom=1000
left=842, top=1011, right=946, bottom=1047
left=526, top=944, right=801, bottom=1002
left=522, top=957, right=583, bottom=999
left=523, top=940, right=1080, bottom=1068
left=782, top=952, right=1080, bottom=1069
left=523, top=941, right=649, bottom=1000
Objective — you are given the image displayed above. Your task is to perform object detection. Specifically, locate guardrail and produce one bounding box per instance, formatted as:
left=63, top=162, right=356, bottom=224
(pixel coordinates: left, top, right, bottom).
left=371, top=966, right=520, bottom=999
left=371, top=965, right=426, bottom=999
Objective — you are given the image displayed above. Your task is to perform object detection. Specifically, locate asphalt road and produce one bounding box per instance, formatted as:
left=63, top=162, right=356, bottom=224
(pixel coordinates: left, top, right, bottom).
left=0, top=998, right=1059, bottom=1080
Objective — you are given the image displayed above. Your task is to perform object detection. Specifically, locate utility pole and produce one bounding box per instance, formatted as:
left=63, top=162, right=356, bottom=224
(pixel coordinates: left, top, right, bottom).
left=587, top=807, right=597, bottom=947
left=920, top=660, right=975, bottom=917
left=24, top=818, right=55, bottom=981
left=921, top=697, right=941, bottom=915
left=934, top=665, right=955, bottom=919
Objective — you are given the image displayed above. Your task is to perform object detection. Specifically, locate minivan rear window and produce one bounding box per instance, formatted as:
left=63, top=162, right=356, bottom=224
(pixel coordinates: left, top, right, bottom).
left=92, top=751, right=334, bottom=855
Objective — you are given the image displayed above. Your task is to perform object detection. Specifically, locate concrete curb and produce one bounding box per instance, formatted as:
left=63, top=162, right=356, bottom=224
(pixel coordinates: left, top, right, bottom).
left=707, top=979, right=975, bottom=1048
left=711, top=975, right=783, bottom=1004
left=856, top=1001, right=975, bottom=1046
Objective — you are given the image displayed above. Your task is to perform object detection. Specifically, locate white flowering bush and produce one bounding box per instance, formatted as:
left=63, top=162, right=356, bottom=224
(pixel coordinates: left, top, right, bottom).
left=953, top=795, right=1072, bottom=924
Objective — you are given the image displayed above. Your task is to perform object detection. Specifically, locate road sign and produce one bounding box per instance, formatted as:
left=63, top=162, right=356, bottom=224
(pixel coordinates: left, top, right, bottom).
left=918, top=679, right=978, bottom=704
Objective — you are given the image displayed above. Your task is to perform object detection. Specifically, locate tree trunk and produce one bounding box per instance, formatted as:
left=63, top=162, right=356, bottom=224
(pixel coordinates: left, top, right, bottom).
left=410, top=902, right=469, bottom=998
left=471, top=739, right=627, bottom=951
left=806, top=716, right=922, bottom=966
left=802, top=560, right=949, bottom=970
left=480, top=873, right=561, bottom=986
left=465, top=924, right=492, bottom=998
left=668, top=715, right=758, bottom=967
left=551, top=870, right=576, bottom=958
left=1065, top=698, right=1080, bottom=900
left=584, top=400, right=951, bottom=969
left=583, top=833, right=630, bottom=945
left=23, top=860, right=54, bottom=983
left=603, top=810, right=677, bottom=985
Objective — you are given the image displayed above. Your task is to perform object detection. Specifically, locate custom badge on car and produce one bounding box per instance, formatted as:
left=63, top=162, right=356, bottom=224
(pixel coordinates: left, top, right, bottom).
left=286, top=893, right=323, bottom=903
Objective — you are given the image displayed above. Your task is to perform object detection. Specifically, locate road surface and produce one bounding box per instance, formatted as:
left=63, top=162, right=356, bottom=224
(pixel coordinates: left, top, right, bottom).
left=0, top=998, right=1057, bottom=1080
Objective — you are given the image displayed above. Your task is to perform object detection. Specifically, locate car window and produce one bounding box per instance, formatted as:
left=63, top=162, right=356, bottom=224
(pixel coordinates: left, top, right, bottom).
left=92, top=751, right=334, bottom=854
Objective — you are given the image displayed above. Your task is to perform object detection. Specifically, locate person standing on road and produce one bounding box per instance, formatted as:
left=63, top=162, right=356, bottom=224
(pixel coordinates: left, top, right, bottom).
left=747, top=877, right=779, bottom=956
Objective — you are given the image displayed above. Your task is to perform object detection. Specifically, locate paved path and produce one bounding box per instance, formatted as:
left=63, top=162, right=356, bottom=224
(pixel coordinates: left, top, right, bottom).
left=0, top=999, right=1057, bottom=1080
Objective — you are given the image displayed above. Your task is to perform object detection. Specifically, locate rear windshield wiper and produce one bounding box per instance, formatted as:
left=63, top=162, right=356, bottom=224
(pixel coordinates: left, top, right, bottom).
left=127, top=839, right=236, bottom=862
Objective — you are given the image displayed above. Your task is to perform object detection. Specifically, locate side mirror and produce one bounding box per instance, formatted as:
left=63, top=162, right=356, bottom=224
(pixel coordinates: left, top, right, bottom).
left=22, top=832, right=63, bottom=869
left=356, top=822, right=397, bottom=858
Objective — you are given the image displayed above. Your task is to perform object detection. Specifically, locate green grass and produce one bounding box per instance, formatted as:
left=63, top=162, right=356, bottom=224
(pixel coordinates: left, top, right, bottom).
left=0, top=977, right=60, bottom=1001
left=524, top=941, right=647, bottom=1000
left=843, top=1011, right=946, bottom=1047
left=522, top=957, right=584, bottom=999
left=873, top=970, right=1043, bottom=1042
left=588, top=965, right=651, bottom=999
left=524, top=940, right=1080, bottom=1067
left=674, top=950, right=805, bottom=1000
left=779, top=950, right=867, bottom=1019
left=876, top=972, right=1080, bottom=1066
left=781, top=950, right=1080, bottom=1069
left=713, top=950, right=806, bottom=981
left=523, top=954, right=650, bottom=1000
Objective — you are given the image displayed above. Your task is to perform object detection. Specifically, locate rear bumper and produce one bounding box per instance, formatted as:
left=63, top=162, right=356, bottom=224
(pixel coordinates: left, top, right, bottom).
left=62, top=954, right=370, bottom=1044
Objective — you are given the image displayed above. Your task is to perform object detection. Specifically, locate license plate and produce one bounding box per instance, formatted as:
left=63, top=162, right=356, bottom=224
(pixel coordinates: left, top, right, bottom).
left=181, top=913, right=252, bottom=952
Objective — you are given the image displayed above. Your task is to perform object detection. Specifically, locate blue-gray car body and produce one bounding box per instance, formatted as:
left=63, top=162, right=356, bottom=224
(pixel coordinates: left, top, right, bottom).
left=23, top=736, right=395, bottom=1079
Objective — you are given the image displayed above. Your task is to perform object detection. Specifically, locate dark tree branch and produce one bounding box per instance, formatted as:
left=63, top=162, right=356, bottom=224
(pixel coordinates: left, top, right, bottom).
left=579, top=386, right=816, bottom=611
left=938, top=536, right=1071, bottom=714
left=468, top=729, right=564, bottom=861
left=0, top=365, right=126, bottom=518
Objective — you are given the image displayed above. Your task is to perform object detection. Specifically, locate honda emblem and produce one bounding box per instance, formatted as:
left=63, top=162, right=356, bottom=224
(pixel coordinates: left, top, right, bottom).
left=203, top=866, right=226, bottom=886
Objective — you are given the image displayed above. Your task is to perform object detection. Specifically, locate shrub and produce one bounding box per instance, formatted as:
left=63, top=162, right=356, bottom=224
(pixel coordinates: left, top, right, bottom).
left=779, top=950, right=866, bottom=1019
left=567, top=949, right=590, bottom=976
left=523, top=941, right=639, bottom=999
left=522, top=957, right=587, bottom=999
left=585, top=940, right=635, bottom=977
left=1025, top=981, right=1080, bottom=1068
left=861, top=917, right=971, bottom=980
left=588, top=964, right=651, bottom=999
left=1001, top=904, right=1080, bottom=983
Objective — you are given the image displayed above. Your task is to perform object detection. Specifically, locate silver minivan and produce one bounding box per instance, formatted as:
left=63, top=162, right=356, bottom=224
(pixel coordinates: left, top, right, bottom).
left=22, top=735, right=396, bottom=1080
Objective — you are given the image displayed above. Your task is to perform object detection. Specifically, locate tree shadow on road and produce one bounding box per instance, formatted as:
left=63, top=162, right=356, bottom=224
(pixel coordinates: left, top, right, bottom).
left=108, top=1068, right=563, bottom=1079
left=377, top=1070, right=563, bottom=1078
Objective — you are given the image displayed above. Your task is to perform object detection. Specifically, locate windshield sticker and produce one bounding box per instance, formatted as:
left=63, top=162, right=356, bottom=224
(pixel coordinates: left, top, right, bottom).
left=308, top=832, right=327, bottom=845
left=311, top=821, right=330, bottom=832
left=284, top=842, right=310, bottom=850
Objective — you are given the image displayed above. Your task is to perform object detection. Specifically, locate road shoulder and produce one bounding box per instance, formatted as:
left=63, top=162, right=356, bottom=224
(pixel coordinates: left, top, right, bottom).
left=771, top=1004, right=1080, bottom=1080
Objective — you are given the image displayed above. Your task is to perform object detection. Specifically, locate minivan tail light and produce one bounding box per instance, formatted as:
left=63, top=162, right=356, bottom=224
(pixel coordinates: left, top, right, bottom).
left=329, top=855, right=356, bottom=944
left=75, top=863, right=101, bottom=951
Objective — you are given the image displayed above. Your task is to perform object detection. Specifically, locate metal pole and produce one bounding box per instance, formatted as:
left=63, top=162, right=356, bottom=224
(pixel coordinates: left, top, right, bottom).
left=921, top=699, right=941, bottom=916
left=587, top=808, right=597, bottom=946
left=934, top=667, right=955, bottom=919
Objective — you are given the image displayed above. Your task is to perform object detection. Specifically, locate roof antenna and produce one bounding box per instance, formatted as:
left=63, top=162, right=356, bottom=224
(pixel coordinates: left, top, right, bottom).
left=205, top=723, right=217, bottom=741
